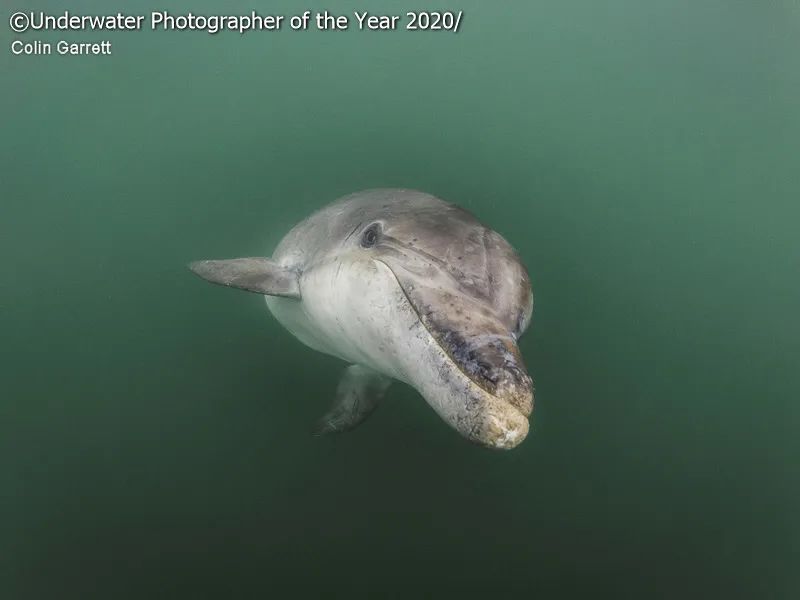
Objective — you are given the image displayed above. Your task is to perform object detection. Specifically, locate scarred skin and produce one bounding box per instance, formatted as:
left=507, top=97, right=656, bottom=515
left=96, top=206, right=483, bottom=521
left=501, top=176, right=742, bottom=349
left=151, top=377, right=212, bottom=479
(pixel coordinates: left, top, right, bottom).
left=263, top=189, right=535, bottom=449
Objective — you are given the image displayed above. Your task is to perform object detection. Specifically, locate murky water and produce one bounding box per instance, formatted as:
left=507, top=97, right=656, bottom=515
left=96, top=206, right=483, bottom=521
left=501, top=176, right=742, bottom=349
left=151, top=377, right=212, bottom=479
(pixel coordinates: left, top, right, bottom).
left=2, top=0, right=798, bottom=597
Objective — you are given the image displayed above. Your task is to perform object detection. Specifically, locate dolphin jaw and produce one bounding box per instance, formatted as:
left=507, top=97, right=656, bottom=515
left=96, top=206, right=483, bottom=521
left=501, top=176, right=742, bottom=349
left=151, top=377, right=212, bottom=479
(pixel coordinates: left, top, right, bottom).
left=377, top=257, right=534, bottom=410
left=484, top=409, right=529, bottom=450
left=376, top=258, right=533, bottom=449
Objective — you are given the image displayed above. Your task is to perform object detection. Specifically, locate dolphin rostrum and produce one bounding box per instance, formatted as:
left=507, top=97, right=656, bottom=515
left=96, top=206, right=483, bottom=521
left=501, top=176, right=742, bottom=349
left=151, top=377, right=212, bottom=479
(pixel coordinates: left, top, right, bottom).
left=189, top=189, right=535, bottom=449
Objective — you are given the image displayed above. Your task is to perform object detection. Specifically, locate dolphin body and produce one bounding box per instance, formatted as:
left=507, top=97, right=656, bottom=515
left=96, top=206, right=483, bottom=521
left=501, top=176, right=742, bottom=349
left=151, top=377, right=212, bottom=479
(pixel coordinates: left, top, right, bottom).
left=190, top=189, right=534, bottom=449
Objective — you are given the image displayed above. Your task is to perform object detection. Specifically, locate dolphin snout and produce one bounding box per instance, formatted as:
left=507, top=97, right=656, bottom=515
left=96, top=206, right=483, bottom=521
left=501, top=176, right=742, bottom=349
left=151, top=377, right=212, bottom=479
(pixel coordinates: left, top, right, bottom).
left=376, top=255, right=535, bottom=449
left=441, top=330, right=534, bottom=418
left=434, top=328, right=534, bottom=450
left=477, top=358, right=534, bottom=418
left=482, top=402, right=530, bottom=450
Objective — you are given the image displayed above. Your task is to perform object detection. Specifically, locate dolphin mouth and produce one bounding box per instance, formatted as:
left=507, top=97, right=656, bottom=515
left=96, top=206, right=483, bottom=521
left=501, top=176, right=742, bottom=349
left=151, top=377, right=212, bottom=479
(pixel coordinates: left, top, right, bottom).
left=376, top=258, right=534, bottom=419
left=432, top=327, right=534, bottom=417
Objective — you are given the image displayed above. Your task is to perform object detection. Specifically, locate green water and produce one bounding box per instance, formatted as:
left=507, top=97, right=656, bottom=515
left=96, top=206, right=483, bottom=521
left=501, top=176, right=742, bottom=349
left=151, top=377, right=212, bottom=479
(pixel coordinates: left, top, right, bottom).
left=2, top=0, right=799, bottom=597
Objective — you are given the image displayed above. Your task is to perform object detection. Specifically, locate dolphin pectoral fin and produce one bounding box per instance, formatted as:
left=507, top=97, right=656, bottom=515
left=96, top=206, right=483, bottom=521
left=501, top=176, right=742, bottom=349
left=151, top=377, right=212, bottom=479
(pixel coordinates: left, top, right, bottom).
left=312, top=365, right=392, bottom=435
left=188, top=258, right=300, bottom=298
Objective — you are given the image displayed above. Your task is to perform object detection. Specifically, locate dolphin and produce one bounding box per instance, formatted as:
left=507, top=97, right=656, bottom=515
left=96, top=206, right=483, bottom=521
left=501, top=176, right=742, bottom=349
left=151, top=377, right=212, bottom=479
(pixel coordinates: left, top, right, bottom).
left=189, top=189, right=534, bottom=449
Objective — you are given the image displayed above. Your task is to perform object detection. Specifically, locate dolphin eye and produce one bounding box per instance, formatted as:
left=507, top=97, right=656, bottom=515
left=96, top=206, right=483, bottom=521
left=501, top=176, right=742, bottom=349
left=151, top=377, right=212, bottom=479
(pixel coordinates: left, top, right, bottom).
left=360, top=224, right=381, bottom=248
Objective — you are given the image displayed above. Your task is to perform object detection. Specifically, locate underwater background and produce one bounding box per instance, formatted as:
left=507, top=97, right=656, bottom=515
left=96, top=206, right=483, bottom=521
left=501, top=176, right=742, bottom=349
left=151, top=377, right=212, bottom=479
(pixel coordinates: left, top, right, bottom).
left=2, top=0, right=799, bottom=597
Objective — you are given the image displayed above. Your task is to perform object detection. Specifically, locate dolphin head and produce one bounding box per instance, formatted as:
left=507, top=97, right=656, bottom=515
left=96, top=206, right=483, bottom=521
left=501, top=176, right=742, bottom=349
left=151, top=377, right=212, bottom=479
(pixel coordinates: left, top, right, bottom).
left=273, top=190, right=534, bottom=449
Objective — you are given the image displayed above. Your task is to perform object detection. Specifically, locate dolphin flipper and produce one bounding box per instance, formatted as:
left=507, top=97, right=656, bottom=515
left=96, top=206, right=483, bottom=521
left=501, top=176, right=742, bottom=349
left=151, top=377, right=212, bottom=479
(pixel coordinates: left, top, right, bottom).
left=188, top=258, right=300, bottom=298
left=313, top=365, right=392, bottom=435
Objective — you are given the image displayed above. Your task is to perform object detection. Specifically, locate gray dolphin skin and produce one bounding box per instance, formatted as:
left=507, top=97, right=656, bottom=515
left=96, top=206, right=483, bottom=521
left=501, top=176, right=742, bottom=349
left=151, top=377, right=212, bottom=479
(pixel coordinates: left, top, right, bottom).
left=189, top=189, right=535, bottom=449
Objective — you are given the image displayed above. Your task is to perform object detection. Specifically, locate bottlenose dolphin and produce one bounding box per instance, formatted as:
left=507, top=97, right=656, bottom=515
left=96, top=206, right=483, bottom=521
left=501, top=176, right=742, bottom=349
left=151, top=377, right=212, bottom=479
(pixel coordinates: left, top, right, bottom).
left=189, top=189, right=534, bottom=449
